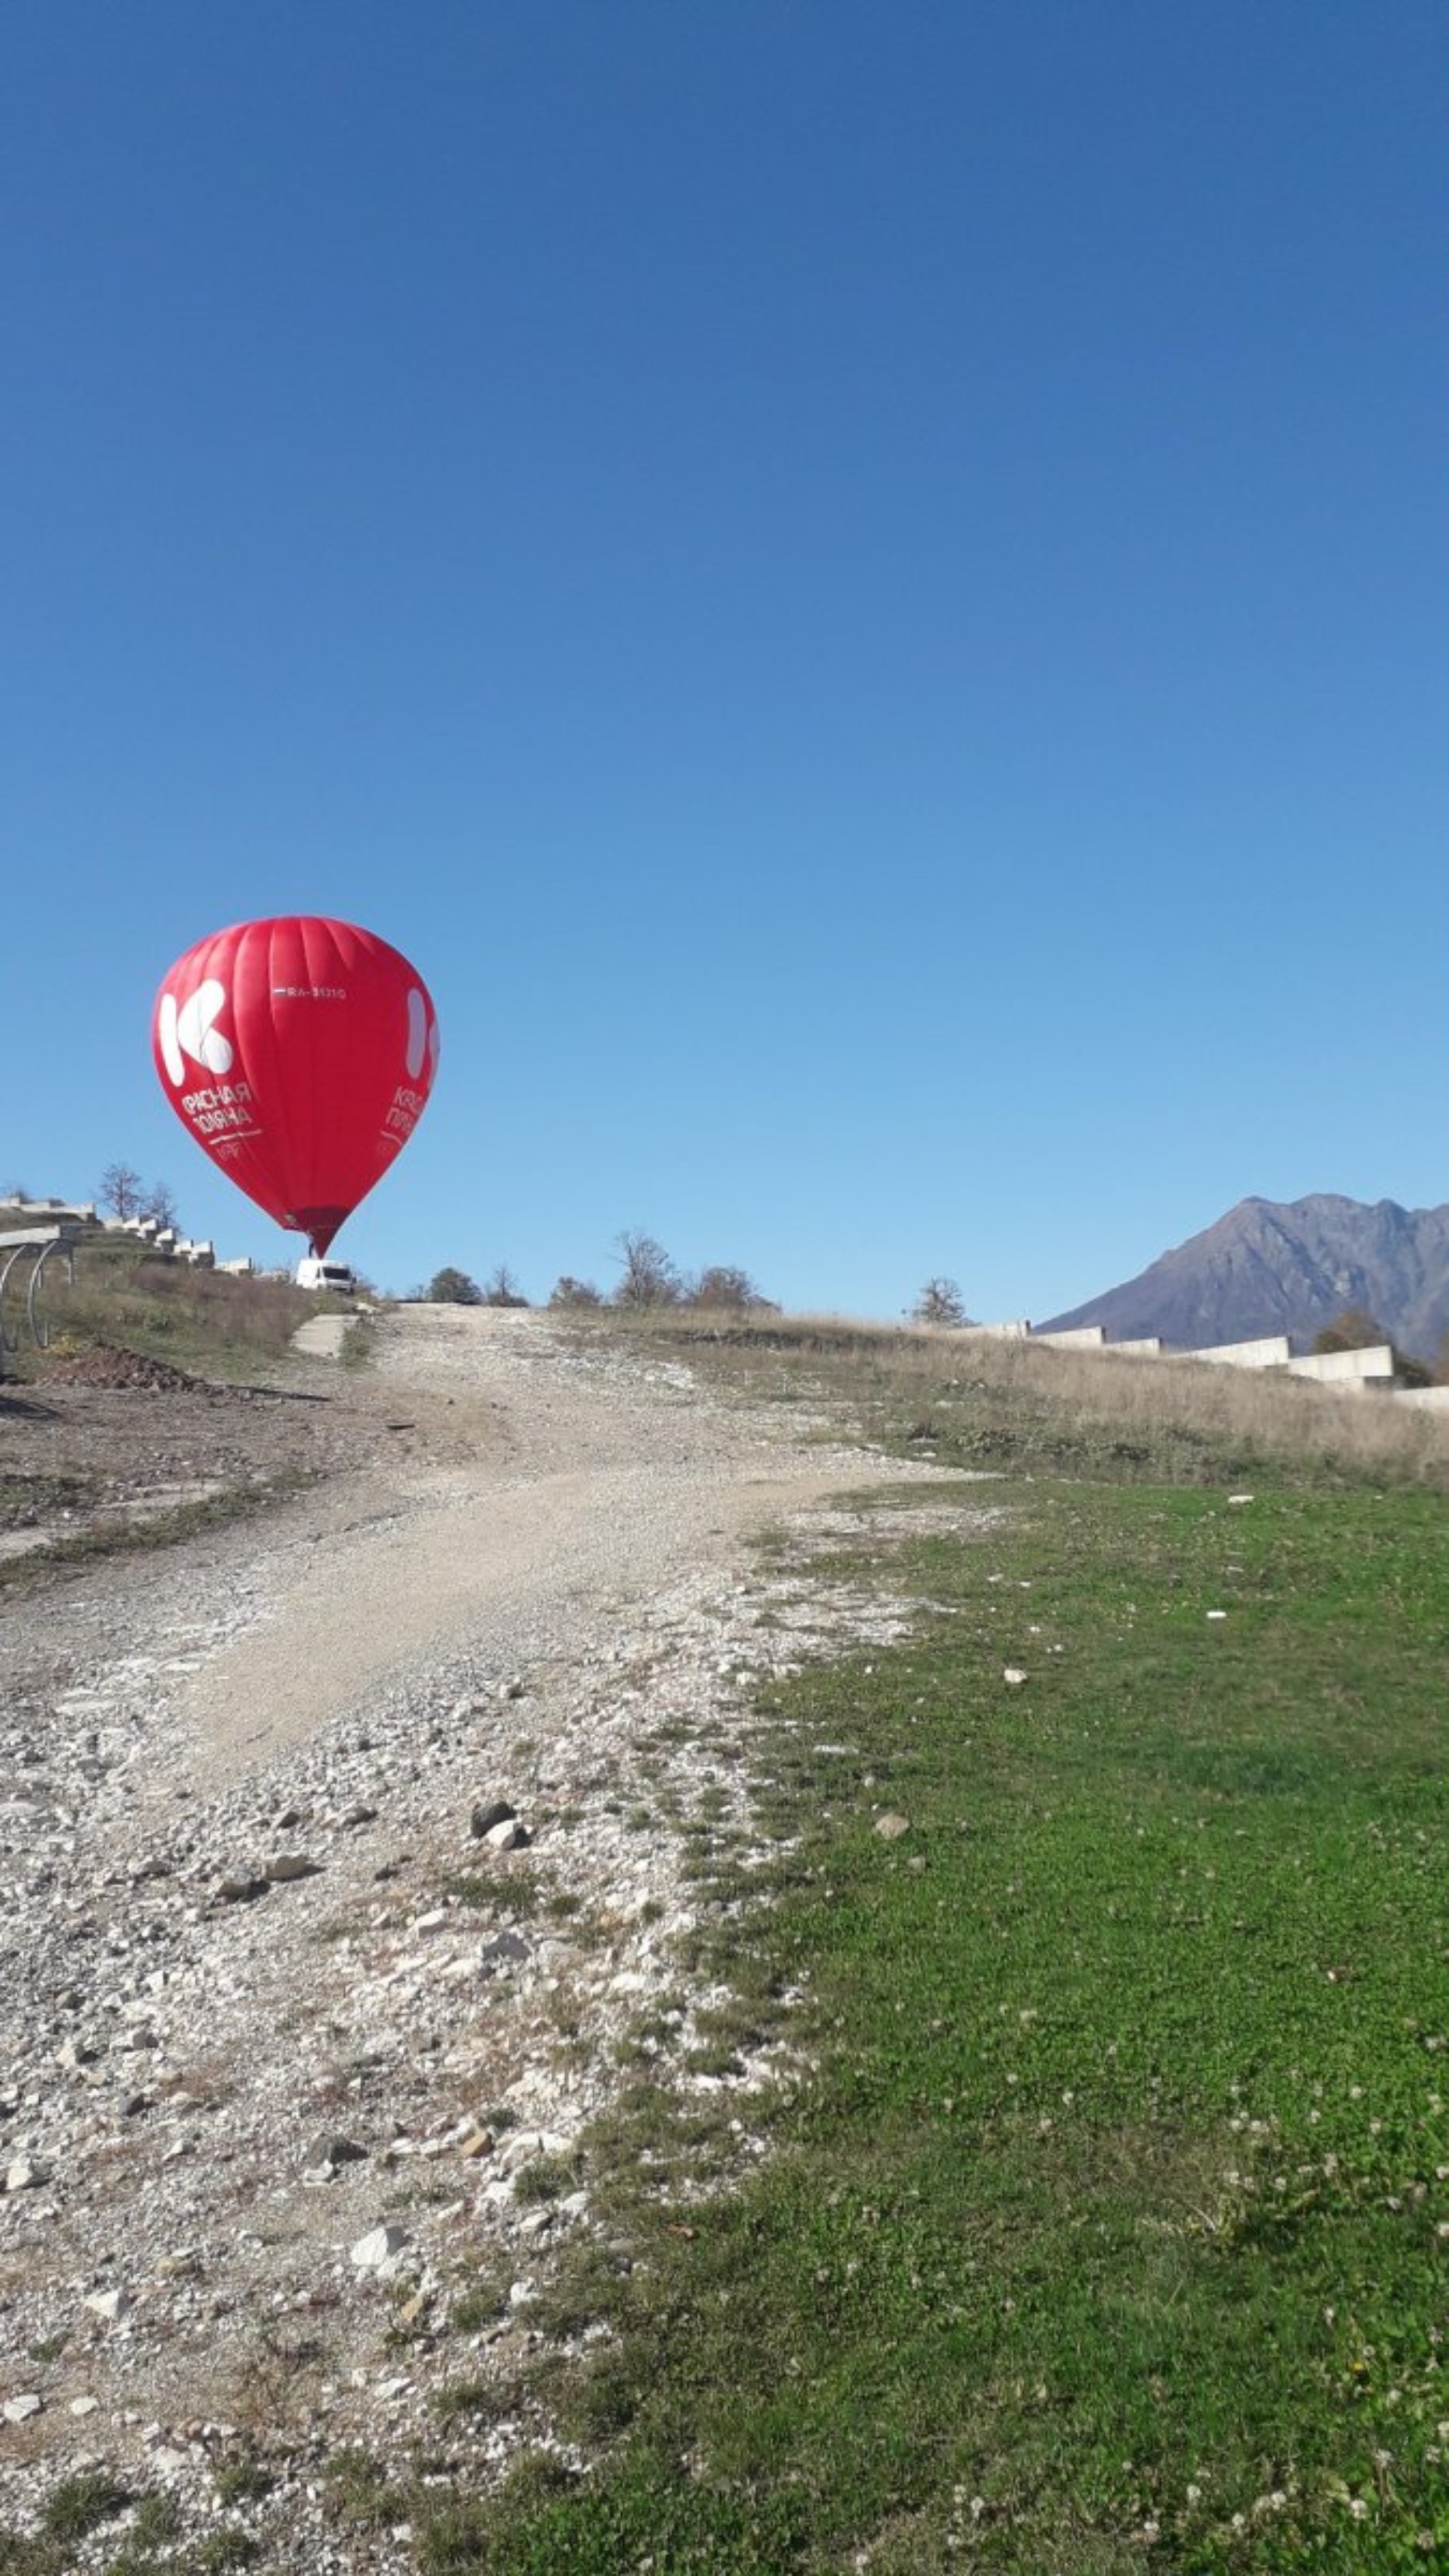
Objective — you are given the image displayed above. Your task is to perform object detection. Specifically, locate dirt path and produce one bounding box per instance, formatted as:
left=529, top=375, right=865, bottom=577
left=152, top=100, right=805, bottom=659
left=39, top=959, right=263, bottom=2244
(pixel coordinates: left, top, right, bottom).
left=171, top=1303, right=877, bottom=1790
left=2, top=1306, right=995, bottom=2565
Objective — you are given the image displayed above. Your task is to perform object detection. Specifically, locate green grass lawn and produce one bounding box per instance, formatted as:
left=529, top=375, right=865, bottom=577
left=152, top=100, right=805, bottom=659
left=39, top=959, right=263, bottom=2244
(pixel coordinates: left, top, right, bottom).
left=427, top=1477, right=1446, bottom=2573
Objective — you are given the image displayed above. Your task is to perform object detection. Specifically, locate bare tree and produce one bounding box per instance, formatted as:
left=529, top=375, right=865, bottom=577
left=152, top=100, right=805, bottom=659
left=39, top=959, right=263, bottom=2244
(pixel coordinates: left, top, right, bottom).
left=99, top=1162, right=145, bottom=1220
left=613, top=1231, right=681, bottom=1308
left=912, top=1277, right=970, bottom=1328
left=483, top=1263, right=529, bottom=1309
left=549, top=1276, right=603, bottom=1309
left=142, top=1180, right=180, bottom=1232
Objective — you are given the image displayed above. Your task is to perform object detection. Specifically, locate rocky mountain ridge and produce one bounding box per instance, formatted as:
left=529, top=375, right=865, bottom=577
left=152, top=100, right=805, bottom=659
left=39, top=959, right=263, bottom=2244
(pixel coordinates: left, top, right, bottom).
left=1041, top=1193, right=1449, bottom=1359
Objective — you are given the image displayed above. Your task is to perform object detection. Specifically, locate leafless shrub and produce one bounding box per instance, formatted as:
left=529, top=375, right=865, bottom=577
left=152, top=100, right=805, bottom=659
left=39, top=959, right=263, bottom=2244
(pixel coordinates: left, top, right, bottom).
left=911, top=1278, right=970, bottom=1327
left=549, top=1276, right=603, bottom=1308
left=612, top=1232, right=681, bottom=1308
left=685, top=1265, right=774, bottom=1312
left=483, top=1263, right=529, bottom=1308
left=226, top=2318, right=334, bottom=2439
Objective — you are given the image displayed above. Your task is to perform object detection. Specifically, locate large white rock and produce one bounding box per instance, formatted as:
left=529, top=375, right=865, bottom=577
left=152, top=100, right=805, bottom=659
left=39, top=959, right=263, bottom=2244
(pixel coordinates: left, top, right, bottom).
left=350, top=2224, right=408, bottom=2270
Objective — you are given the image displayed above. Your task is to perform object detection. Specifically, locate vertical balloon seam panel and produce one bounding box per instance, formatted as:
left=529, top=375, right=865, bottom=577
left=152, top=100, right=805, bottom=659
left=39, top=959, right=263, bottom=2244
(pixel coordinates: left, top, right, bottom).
left=305, top=913, right=355, bottom=1229
left=258, top=917, right=300, bottom=1226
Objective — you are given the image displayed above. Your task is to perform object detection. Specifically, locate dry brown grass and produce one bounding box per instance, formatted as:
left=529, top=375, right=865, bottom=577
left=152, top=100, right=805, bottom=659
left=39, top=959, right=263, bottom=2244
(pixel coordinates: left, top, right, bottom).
left=575, top=1306, right=1449, bottom=1490
left=32, top=1236, right=313, bottom=1380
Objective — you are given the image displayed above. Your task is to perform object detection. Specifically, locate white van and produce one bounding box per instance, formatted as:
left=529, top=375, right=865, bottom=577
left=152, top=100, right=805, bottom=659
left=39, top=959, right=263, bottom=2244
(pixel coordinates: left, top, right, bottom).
left=296, top=1257, right=357, bottom=1294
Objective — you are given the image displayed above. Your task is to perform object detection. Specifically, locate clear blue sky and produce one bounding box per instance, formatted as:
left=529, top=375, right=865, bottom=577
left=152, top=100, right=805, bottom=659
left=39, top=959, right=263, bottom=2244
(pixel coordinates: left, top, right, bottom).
left=5, top=2, right=1446, bottom=1316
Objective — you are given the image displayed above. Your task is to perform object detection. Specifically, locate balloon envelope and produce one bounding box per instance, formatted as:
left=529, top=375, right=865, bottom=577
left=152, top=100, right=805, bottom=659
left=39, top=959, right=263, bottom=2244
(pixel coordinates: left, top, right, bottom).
left=152, top=916, right=440, bottom=1253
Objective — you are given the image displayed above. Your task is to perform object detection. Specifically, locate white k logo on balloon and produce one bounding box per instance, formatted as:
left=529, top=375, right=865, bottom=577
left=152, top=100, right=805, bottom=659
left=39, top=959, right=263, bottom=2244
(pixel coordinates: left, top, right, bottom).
left=157, top=980, right=234, bottom=1087
left=405, top=986, right=441, bottom=1082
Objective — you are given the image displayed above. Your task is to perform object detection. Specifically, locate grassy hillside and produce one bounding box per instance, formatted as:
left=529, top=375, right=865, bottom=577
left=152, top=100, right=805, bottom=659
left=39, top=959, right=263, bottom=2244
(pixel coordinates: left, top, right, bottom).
left=406, top=1309, right=1446, bottom=2575
left=1, top=1203, right=318, bottom=1383
left=590, top=1306, right=1449, bottom=1493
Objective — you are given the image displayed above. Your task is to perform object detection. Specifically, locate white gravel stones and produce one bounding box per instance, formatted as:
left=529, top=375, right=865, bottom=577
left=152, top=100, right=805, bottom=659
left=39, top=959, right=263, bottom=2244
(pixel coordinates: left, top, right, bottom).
left=0, top=1303, right=992, bottom=2568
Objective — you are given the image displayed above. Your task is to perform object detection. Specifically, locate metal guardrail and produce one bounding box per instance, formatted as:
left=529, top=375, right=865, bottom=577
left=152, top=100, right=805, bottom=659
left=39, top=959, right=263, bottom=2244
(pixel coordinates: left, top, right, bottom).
left=0, top=1225, right=79, bottom=1363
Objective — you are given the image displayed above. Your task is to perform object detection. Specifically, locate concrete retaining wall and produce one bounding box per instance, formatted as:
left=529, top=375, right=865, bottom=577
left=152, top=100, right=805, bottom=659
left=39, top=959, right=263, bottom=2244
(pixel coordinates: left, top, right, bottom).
left=1183, top=1336, right=1293, bottom=1368
left=963, top=1306, right=1441, bottom=1408
left=1287, top=1345, right=1396, bottom=1387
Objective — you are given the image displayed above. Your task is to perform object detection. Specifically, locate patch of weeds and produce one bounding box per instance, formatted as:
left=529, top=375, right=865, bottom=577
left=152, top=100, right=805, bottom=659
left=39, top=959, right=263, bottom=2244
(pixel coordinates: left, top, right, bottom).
left=543, top=1888, right=584, bottom=1919
left=419, top=2453, right=583, bottom=2568
left=0, top=2540, right=44, bottom=2576
left=528, top=2250, right=636, bottom=2347
left=324, top=2446, right=413, bottom=2534
left=512, top=2148, right=582, bottom=2205
left=441, top=1869, right=543, bottom=1917
left=226, top=2319, right=329, bottom=2439
left=211, top=2458, right=274, bottom=2507
left=683, top=2039, right=748, bottom=2079
left=183, top=2534, right=260, bottom=2573
left=432, top=2374, right=524, bottom=2427
left=41, top=2473, right=132, bottom=2543
left=451, top=2293, right=505, bottom=2335
left=126, top=2495, right=181, bottom=2550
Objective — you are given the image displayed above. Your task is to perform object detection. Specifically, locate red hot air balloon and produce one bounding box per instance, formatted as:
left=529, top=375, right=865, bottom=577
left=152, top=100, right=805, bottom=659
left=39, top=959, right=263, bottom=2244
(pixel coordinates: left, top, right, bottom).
left=152, top=917, right=439, bottom=1254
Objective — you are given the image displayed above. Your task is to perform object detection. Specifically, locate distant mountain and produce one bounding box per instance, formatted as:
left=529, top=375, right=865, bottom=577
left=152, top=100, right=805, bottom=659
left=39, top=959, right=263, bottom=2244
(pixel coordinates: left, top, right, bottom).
left=1040, top=1195, right=1449, bottom=1361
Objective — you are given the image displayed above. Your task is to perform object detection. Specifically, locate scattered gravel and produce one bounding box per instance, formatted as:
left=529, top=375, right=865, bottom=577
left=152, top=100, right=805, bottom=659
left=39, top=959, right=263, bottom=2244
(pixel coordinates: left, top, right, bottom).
left=0, top=1306, right=999, bottom=2565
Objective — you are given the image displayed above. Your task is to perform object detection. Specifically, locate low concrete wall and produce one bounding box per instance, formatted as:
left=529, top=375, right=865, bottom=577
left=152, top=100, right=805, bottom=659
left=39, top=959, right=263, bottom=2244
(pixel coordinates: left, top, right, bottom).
left=1109, top=1337, right=1164, bottom=1357
left=1183, top=1336, right=1293, bottom=1368
left=1031, top=1325, right=1106, bottom=1350
left=1287, top=1345, right=1395, bottom=1387
left=964, top=1321, right=1032, bottom=1340
left=1395, top=1384, right=1449, bottom=1410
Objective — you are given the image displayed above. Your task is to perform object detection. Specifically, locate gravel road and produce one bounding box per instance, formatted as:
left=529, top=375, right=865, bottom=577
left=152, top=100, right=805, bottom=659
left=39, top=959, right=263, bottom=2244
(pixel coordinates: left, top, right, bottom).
left=0, top=1304, right=992, bottom=2566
